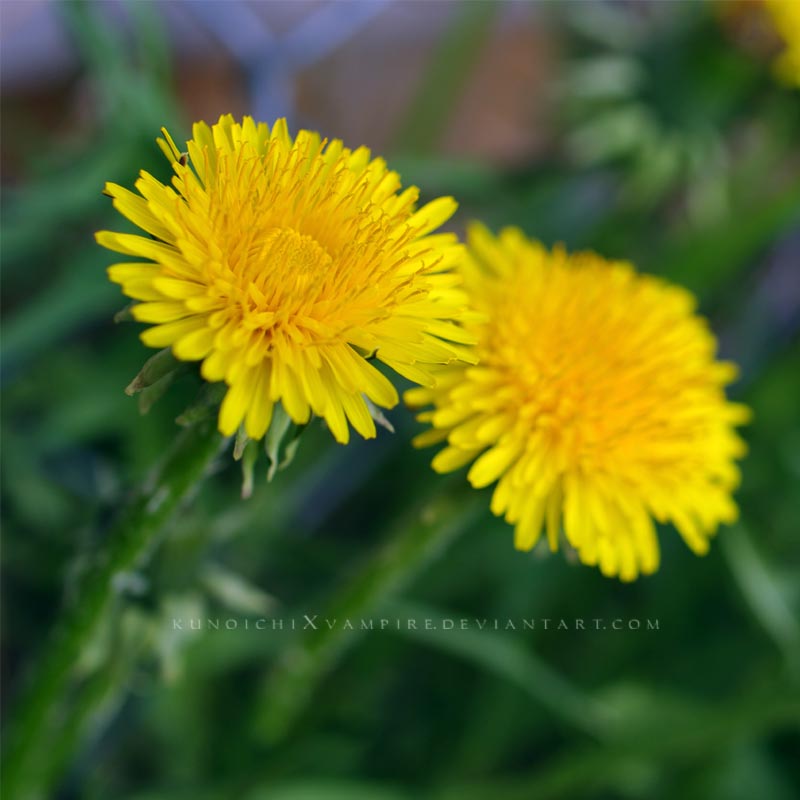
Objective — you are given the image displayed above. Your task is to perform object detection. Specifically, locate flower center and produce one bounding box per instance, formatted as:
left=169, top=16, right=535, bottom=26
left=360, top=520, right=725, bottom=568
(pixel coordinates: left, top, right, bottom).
left=485, top=269, right=688, bottom=472
left=241, top=226, right=334, bottom=317
left=264, top=226, right=332, bottom=293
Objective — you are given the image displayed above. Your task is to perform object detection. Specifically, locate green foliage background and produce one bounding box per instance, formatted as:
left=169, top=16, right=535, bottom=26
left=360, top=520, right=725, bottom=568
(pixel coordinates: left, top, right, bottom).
left=2, top=2, right=799, bottom=799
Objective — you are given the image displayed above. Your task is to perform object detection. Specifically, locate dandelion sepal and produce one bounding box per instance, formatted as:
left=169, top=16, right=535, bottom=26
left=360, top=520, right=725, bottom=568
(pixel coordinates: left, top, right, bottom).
left=124, top=347, right=183, bottom=396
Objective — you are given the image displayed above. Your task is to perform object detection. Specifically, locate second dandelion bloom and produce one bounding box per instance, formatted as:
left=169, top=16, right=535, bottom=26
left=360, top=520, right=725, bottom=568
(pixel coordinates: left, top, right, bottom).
left=98, top=115, right=475, bottom=444
left=765, top=0, right=800, bottom=87
left=408, top=225, right=750, bottom=581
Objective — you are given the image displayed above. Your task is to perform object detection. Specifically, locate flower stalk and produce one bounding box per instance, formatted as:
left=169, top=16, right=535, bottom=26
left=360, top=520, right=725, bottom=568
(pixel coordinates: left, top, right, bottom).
left=1, top=420, right=226, bottom=800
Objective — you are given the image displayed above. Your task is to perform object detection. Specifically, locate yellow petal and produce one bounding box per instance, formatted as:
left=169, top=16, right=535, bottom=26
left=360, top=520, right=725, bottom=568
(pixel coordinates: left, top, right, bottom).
left=173, top=327, right=216, bottom=360
left=132, top=302, right=190, bottom=323
left=467, top=441, right=520, bottom=489
left=431, top=445, right=483, bottom=474
left=408, top=197, right=457, bottom=236
left=245, top=366, right=274, bottom=440
left=219, top=368, right=258, bottom=436
left=140, top=317, right=205, bottom=348
left=341, top=392, right=376, bottom=440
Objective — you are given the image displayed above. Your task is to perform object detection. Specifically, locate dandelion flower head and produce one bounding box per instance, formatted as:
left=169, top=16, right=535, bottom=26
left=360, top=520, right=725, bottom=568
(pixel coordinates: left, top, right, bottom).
left=765, top=0, right=800, bottom=86
left=97, top=115, right=475, bottom=443
left=407, top=225, right=750, bottom=581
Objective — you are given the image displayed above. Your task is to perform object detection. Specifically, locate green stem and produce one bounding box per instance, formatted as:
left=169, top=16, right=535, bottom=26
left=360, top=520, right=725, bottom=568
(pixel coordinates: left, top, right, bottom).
left=255, top=489, right=483, bottom=744
left=1, top=420, right=225, bottom=800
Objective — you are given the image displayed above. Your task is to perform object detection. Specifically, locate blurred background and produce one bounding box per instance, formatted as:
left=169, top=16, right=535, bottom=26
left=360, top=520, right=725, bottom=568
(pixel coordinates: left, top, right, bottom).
left=2, top=1, right=799, bottom=799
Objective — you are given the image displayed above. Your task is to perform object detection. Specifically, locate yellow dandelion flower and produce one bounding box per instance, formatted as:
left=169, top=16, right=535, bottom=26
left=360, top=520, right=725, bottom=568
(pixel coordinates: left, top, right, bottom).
left=97, top=115, right=476, bottom=443
left=765, top=0, right=800, bottom=86
left=407, top=224, right=750, bottom=581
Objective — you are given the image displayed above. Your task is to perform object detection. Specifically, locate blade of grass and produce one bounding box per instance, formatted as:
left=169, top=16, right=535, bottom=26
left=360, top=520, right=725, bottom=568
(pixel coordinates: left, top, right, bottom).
left=255, top=486, right=483, bottom=744
left=722, top=523, right=800, bottom=670
left=393, top=1, right=498, bottom=155
left=1, top=243, right=121, bottom=370
left=435, top=681, right=800, bottom=800
left=385, top=598, right=613, bottom=740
